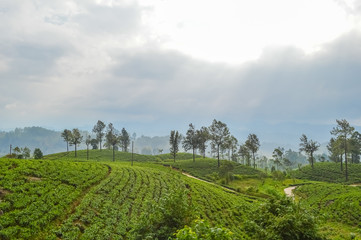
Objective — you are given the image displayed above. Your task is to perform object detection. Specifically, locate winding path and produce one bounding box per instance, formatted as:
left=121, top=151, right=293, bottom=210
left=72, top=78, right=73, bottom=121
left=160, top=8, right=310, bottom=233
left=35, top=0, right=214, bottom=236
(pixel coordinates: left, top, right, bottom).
left=284, top=186, right=297, bottom=199
left=181, top=172, right=236, bottom=193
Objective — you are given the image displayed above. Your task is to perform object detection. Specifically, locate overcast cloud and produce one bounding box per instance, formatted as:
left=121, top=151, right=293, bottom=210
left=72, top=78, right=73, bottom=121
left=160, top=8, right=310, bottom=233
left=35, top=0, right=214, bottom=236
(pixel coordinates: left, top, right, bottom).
left=1, top=0, right=361, bottom=147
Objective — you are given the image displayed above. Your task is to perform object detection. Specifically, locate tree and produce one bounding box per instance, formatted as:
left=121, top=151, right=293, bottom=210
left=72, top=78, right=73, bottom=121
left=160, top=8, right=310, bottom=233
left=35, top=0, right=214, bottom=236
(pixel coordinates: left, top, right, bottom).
left=327, top=137, right=343, bottom=166
left=61, top=129, right=72, bottom=152
left=22, top=147, right=31, bottom=159
left=272, top=147, right=284, bottom=170
left=196, top=126, right=209, bottom=158
left=208, top=119, right=230, bottom=167
left=349, top=131, right=361, bottom=164
left=330, top=119, right=355, bottom=181
left=92, top=120, right=106, bottom=150
left=85, top=135, right=92, bottom=160
left=70, top=128, right=83, bottom=158
left=182, top=123, right=199, bottom=162
left=245, top=134, right=260, bottom=169
left=223, top=135, right=238, bottom=161
left=13, top=146, right=21, bottom=157
left=33, top=148, right=43, bottom=159
left=299, top=134, right=320, bottom=169
left=170, top=130, right=181, bottom=162
left=120, top=128, right=130, bottom=152
left=239, top=144, right=251, bottom=166
left=90, top=138, right=98, bottom=150
left=105, top=123, right=120, bottom=162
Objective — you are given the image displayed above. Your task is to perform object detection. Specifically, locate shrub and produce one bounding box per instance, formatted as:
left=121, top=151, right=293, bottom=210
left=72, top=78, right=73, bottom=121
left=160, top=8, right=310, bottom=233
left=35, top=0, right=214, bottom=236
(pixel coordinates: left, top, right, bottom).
left=132, top=187, right=195, bottom=240
left=244, top=196, right=324, bottom=240
left=175, top=219, right=234, bottom=240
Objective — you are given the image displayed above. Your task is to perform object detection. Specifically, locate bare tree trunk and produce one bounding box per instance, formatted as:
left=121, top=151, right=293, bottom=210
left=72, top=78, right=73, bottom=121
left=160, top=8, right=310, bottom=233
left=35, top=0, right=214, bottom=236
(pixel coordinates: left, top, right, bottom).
left=131, top=141, right=134, bottom=166
left=192, top=147, right=195, bottom=162
left=253, top=152, right=256, bottom=168
left=217, top=144, right=220, bottom=167
left=345, top=139, right=348, bottom=181
left=112, top=145, right=115, bottom=162
left=340, top=155, right=343, bottom=171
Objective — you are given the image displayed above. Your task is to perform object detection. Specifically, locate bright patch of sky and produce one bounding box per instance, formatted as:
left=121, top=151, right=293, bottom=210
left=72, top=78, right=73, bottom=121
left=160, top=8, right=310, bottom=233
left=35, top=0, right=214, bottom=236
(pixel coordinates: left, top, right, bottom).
left=139, top=0, right=353, bottom=64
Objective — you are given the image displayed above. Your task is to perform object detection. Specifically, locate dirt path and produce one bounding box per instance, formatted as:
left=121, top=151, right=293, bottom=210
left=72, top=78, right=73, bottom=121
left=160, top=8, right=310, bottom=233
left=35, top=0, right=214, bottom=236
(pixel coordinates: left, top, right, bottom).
left=181, top=172, right=236, bottom=193
left=284, top=186, right=297, bottom=199
left=350, top=183, right=361, bottom=187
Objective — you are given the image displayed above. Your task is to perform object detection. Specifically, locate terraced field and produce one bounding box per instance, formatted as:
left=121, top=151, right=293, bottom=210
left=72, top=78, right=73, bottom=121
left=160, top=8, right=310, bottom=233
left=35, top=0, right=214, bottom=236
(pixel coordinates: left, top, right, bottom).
left=0, top=153, right=257, bottom=239
left=291, top=162, right=361, bottom=183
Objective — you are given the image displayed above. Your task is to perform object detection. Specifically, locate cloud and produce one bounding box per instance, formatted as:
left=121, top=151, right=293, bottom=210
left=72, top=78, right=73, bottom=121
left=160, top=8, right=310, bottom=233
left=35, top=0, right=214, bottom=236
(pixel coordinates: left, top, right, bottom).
left=1, top=0, right=361, bottom=145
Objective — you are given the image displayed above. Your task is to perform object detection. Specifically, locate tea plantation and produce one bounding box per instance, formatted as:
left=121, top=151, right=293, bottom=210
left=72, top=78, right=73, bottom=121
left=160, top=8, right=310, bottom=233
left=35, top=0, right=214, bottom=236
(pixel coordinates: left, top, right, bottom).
left=1, top=150, right=359, bottom=239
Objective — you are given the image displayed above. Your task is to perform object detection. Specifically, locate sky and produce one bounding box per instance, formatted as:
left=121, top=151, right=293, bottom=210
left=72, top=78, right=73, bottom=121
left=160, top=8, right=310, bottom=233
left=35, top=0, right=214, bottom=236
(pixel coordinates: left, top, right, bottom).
left=1, top=0, right=361, bottom=150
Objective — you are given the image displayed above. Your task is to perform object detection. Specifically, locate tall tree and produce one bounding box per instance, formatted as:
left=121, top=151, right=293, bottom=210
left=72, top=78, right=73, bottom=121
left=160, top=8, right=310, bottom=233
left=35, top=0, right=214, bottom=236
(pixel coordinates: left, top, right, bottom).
left=208, top=119, right=230, bottom=167
left=33, top=148, right=43, bottom=159
left=169, top=130, right=181, bottom=162
left=93, top=120, right=106, bottom=150
left=195, top=126, right=209, bottom=158
left=120, top=128, right=130, bottom=152
left=330, top=119, right=355, bottom=181
left=226, top=135, right=238, bottom=161
left=245, top=134, right=260, bottom=169
left=85, top=135, right=92, bottom=160
left=105, top=123, right=119, bottom=162
left=299, top=134, right=320, bottom=169
left=272, top=147, right=284, bottom=170
left=61, top=129, right=72, bottom=152
left=90, top=138, right=98, bottom=150
left=183, top=123, right=199, bottom=162
left=239, top=144, right=251, bottom=166
left=349, top=131, right=361, bottom=164
left=328, top=137, right=343, bottom=167
left=70, top=128, right=83, bottom=158
left=22, top=147, right=31, bottom=159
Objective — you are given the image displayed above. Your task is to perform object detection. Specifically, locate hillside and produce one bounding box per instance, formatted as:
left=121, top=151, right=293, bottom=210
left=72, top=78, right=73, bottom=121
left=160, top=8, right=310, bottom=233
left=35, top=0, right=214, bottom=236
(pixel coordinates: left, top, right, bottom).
left=294, top=183, right=361, bottom=239
left=290, top=162, right=361, bottom=183
left=166, top=157, right=262, bottom=180
left=0, top=152, right=255, bottom=239
left=0, top=150, right=327, bottom=239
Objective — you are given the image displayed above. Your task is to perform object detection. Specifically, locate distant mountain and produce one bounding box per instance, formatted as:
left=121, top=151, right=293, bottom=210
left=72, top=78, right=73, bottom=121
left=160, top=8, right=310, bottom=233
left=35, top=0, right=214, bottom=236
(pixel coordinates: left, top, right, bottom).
left=0, top=127, right=171, bottom=157
left=0, top=127, right=66, bottom=156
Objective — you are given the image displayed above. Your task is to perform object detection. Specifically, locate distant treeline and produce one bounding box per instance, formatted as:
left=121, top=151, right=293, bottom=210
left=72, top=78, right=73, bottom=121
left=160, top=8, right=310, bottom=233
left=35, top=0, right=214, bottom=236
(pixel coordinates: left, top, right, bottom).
left=0, top=126, right=170, bottom=157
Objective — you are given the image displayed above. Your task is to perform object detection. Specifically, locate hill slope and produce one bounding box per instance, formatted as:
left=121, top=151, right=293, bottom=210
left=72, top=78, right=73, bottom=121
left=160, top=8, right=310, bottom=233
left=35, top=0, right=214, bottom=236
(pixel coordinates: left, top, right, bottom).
left=291, top=162, right=361, bottom=183
left=0, top=154, right=258, bottom=239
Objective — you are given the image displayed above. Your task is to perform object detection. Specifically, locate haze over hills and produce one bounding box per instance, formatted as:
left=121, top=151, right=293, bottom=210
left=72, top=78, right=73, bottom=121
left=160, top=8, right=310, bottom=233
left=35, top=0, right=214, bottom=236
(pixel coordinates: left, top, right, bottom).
left=0, top=124, right=333, bottom=158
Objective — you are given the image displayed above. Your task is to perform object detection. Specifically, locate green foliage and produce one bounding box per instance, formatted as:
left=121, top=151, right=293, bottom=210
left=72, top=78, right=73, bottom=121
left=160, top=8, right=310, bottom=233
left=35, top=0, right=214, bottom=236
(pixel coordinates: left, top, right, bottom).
left=133, top=187, right=195, bottom=239
left=295, top=183, right=361, bottom=227
left=245, top=133, right=260, bottom=168
left=291, top=162, right=361, bottom=183
left=170, top=130, right=181, bottom=162
left=0, top=159, right=108, bottom=239
left=0, top=150, right=330, bottom=240
left=169, top=158, right=262, bottom=182
left=208, top=119, right=230, bottom=165
left=175, top=219, right=234, bottom=240
left=244, top=196, right=323, bottom=240
left=92, top=120, right=106, bottom=150
left=33, top=148, right=43, bottom=159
